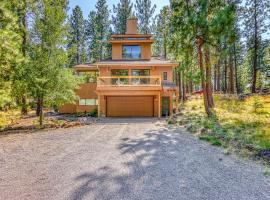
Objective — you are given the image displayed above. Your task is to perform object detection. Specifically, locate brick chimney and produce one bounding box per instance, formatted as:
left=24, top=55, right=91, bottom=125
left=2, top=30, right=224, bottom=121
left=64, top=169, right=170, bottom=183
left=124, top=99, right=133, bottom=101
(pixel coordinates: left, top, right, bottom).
left=126, top=18, right=138, bottom=34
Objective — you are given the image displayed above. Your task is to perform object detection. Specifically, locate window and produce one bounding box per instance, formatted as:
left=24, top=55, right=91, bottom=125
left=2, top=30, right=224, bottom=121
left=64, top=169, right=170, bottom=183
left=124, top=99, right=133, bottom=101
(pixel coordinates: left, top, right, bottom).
left=132, top=69, right=150, bottom=85
left=79, top=99, right=98, bottom=106
left=122, top=45, right=141, bottom=59
left=163, top=72, right=168, bottom=81
left=111, top=69, right=129, bottom=85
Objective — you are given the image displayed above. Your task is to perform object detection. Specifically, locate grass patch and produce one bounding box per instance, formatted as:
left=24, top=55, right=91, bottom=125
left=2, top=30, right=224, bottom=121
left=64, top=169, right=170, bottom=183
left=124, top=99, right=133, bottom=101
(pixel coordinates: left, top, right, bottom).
left=199, top=135, right=222, bottom=146
left=176, top=94, right=270, bottom=163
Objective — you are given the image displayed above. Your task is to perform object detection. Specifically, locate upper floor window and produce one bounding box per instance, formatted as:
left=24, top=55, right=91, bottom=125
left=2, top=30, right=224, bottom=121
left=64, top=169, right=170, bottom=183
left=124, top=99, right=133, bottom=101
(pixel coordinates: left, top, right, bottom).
left=122, top=45, right=141, bottom=59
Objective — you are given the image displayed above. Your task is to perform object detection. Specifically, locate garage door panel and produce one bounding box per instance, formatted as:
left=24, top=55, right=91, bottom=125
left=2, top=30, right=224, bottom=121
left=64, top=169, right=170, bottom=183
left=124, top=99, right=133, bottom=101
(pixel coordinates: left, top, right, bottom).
left=107, top=96, right=153, bottom=117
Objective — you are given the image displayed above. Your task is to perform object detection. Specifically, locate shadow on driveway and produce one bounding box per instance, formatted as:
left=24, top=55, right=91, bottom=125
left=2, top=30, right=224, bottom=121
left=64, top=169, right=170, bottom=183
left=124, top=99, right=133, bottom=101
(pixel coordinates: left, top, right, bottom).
left=70, top=124, right=270, bottom=200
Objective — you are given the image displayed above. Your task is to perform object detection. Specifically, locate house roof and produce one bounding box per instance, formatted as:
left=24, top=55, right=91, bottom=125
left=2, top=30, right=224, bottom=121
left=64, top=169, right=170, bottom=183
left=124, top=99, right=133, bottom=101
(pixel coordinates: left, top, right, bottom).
left=73, top=64, right=98, bottom=71
left=94, top=57, right=179, bottom=67
left=73, top=57, right=179, bottom=71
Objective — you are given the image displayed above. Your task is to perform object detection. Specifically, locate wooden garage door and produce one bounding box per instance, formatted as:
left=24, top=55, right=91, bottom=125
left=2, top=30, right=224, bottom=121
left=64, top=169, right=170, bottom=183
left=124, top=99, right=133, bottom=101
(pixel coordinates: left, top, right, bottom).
left=107, top=96, right=154, bottom=117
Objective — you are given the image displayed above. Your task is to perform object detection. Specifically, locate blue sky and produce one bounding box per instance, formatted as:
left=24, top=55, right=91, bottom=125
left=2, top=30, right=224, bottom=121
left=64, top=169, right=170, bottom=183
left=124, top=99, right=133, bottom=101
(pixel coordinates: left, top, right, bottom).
left=68, top=0, right=170, bottom=17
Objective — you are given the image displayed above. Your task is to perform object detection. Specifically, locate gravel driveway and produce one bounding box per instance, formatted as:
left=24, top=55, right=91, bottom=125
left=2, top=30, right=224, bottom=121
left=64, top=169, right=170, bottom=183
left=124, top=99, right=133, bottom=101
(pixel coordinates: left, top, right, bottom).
left=0, top=118, right=269, bottom=200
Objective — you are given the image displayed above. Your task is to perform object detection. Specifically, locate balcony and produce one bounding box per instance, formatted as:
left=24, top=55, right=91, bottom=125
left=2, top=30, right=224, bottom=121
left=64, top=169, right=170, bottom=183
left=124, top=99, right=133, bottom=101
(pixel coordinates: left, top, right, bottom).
left=97, top=76, right=162, bottom=91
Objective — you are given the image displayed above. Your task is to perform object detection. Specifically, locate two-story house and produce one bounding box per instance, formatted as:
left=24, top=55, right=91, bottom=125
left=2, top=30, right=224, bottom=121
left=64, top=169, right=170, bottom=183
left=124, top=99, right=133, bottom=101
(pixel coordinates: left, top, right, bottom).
left=60, top=18, right=179, bottom=117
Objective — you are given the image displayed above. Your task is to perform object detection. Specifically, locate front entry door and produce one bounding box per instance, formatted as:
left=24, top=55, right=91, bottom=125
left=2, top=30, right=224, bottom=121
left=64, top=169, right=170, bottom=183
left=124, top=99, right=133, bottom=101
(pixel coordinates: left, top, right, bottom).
left=162, top=97, right=170, bottom=117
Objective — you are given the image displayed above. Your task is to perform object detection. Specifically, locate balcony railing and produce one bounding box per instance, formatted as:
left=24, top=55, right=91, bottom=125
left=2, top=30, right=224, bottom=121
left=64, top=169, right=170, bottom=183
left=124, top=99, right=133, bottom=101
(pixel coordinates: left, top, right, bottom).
left=97, top=76, right=161, bottom=87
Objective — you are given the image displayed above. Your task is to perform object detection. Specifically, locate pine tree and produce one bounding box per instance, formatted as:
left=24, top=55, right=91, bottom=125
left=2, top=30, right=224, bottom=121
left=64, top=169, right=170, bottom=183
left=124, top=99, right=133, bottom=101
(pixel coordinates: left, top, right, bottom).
left=86, top=0, right=111, bottom=62
left=170, top=0, right=236, bottom=116
left=135, top=0, right=156, bottom=34
left=112, top=0, right=133, bottom=34
left=153, top=6, right=170, bottom=58
left=242, top=0, right=270, bottom=93
left=95, top=0, right=110, bottom=61
left=86, top=11, right=98, bottom=62
left=67, top=5, right=86, bottom=66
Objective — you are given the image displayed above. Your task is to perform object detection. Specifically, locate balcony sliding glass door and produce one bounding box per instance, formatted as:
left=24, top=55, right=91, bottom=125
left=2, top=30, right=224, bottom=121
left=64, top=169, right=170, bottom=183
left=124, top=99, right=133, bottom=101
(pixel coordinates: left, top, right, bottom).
left=131, top=69, right=150, bottom=85
left=111, top=69, right=128, bottom=85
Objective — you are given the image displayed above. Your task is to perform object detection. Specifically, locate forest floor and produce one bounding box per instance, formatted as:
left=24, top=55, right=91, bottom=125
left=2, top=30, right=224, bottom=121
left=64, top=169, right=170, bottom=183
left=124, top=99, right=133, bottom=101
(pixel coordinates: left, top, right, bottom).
left=0, top=110, right=98, bottom=134
left=172, top=94, right=270, bottom=165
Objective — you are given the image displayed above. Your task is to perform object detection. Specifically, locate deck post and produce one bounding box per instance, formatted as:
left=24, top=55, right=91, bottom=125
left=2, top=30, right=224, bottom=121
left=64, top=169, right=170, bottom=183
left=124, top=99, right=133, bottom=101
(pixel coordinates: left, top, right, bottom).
left=158, top=92, right=161, bottom=118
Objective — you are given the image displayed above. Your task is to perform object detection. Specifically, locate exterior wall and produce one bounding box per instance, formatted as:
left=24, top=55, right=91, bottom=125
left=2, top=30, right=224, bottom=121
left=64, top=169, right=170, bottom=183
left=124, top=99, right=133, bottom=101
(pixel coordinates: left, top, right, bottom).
left=112, top=44, right=122, bottom=60
left=59, top=104, right=76, bottom=113
left=151, top=66, right=174, bottom=81
left=141, top=43, right=151, bottom=60
left=59, top=83, right=98, bottom=114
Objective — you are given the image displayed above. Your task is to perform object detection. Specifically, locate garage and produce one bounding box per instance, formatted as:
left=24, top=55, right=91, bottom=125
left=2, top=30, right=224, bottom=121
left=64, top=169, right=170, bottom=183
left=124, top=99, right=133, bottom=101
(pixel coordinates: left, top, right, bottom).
left=106, top=96, right=154, bottom=117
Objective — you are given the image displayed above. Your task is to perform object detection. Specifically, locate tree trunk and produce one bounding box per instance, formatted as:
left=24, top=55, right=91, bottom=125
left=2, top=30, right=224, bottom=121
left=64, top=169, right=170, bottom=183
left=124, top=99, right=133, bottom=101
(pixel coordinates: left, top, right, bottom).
left=233, top=43, right=240, bottom=94
left=39, top=98, right=44, bottom=126
left=214, top=65, right=217, bottom=92
left=229, top=50, right=234, bottom=94
left=197, top=37, right=212, bottom=116
left=204, top=46, right=214, bottom=108
left=186, top=79, right=189, bottom=94
left=21, top=96, right=27, bottom=115
left=36, top=98, right=41, bottom=116
left=217, top=60, right=221, bottom=92
left=21, top=1, right=28, bottom=116
left=252, top=0, right=258, bottom=93
left=189, top=80, right=193, bottom=93
left=163, top=33, right=167, bottom=59
left=224, top=58, right=227, bottom=93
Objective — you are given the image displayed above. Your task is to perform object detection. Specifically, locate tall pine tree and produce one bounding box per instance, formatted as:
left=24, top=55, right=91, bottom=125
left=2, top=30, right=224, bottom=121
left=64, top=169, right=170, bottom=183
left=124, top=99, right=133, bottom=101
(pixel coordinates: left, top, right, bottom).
left=135, top=0, right=156, bottom=34
left=67, top=5, right=86, bottom=66
left=112, top=0, right=133, bottom=34
left=86, top=0, right=110, bottom=61
left=242, top=0, right=270, bottom=93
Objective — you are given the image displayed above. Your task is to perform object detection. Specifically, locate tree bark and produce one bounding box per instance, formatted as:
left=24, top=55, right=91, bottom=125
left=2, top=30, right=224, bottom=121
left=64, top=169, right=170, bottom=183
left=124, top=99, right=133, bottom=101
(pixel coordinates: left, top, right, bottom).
left=204, top=46, right=214, bottom=108
left=217, top=60, right=221, bottom=92
left=224, top=58, right=227, bottom=93
left=39, top=98, right=44, bottom=126
left=197, top=37, right=212, bottom=116
left=21, top=96, right=28, bottom=115
left=229, top=50, right=234, bottom=94
left=21, top=1, right=28, bottom=116
left=233, top=43, right=239, bottom=94
left=36, top=98, right=41, bottom=116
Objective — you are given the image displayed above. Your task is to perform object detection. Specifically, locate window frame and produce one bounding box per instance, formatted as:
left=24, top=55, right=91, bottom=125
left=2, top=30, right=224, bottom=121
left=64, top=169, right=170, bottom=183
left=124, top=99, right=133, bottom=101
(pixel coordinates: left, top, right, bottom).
left=122, top=45, right=141, bottom=60
left=79, top=99, right=98, bottom=106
